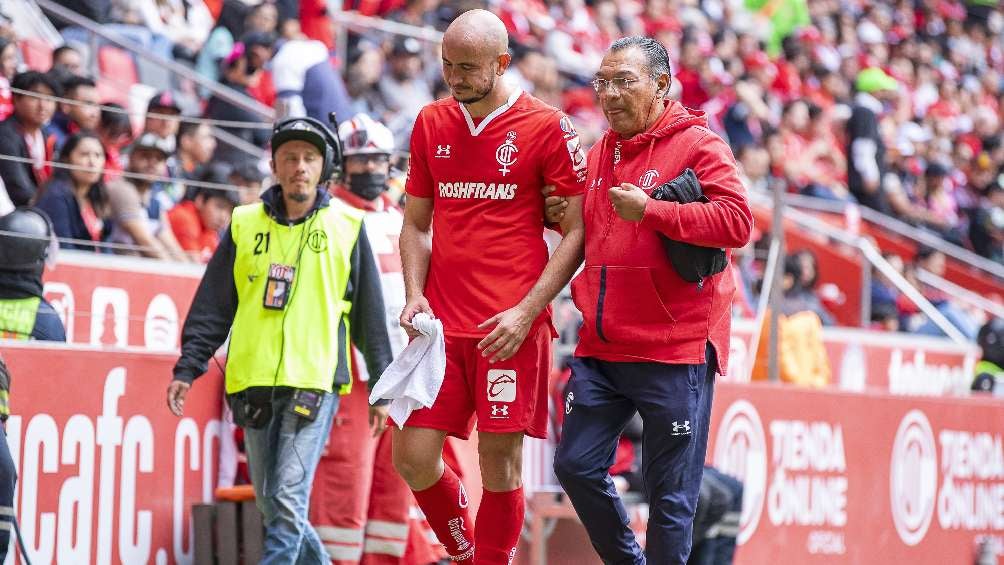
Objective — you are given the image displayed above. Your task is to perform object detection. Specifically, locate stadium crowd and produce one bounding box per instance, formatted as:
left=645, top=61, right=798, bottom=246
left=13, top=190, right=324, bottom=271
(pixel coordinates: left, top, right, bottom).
left=0, top=0, right=999, bottom=336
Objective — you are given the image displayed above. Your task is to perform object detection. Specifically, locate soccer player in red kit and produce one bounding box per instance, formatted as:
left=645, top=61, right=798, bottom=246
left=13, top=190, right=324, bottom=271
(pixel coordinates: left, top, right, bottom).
left=390, top=9, right=587, bottom=565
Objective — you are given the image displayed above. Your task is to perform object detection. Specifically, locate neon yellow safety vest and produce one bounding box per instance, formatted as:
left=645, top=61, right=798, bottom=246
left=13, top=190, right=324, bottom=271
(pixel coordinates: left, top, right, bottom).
left=0, top=297, right=39, bottom=340
left=226, top=200, right=364, bottom=395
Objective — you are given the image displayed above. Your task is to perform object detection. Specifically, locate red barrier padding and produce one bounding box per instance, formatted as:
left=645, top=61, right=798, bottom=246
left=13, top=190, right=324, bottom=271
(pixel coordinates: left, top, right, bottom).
left=2, top=344, right=223, bottom=564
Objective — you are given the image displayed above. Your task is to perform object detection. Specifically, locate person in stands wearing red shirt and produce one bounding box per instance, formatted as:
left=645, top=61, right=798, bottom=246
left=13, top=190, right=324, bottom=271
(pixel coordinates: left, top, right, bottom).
left=0, top=71, right=60, bottom=205
left=551, top=37, right=752, bottom=565
left=167, top=164, right=238, bottom=262
left=390, top=10, right=587, bottom=565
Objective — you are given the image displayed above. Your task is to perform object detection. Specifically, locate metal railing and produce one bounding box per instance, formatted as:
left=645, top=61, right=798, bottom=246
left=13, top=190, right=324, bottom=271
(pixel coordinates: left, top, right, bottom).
left=916, top=268, right=1004, bottom=320
left=327, top=5, right=444, bottom=88
left=748, top=188, right=971, bottom=342
left=328, top=10, right=445, bottom=43
left=6, top=0, right=62, bottom=45
left=35, top=0, right=275, bottom=122
left=780, top=191, right=1004, bottom=282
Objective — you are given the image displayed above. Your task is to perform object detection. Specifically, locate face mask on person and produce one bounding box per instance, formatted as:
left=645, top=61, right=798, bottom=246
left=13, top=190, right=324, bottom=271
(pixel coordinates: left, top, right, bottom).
left=348, top=171, right=388, bottom=200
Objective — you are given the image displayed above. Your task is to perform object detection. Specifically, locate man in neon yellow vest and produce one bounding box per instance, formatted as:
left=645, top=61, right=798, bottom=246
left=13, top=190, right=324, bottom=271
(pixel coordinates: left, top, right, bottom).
left=167, top=117, right=393, bottom=565
left=0, top=207, right=66, bottom=341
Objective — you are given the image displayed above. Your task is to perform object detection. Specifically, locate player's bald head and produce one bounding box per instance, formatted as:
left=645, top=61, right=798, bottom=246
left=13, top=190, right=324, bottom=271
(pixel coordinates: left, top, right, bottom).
left=443, top=9, right=508, bottom=58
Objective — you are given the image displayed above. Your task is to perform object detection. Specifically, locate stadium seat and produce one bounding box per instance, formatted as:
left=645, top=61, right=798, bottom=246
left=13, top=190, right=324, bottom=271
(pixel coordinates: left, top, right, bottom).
left=19, top=37, right=52, bottom=71
left=97, top=45, right=139, bottom=103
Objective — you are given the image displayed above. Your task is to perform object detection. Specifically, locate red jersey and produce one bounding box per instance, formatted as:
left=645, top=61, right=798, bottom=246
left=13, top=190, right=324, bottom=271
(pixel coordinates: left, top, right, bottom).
left=406, top=89, right=587, bottom=336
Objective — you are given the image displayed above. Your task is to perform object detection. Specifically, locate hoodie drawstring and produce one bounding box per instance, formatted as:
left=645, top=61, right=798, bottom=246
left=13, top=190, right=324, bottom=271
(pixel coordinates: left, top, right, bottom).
left=643, top=138, right=656, bottom=173
left=632, top=137, right=658, bottom=241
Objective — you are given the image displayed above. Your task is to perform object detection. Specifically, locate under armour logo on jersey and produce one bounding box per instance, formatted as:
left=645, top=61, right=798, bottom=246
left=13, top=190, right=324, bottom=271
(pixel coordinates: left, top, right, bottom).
left=436, top=144, right=451, bottom=158
left=458, top=483, right=469, bottom=509
left=491, top=404, right=509, bottom=418
left=496, top=131, right=518, bottom=176
left=565, top=391, right=574, bottom=415
left=671, top=420, right=692, bottom=436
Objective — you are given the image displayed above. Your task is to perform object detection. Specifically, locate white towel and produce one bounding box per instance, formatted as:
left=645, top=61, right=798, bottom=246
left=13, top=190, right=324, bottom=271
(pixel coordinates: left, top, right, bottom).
left=369, top=313, right=446, bottom=428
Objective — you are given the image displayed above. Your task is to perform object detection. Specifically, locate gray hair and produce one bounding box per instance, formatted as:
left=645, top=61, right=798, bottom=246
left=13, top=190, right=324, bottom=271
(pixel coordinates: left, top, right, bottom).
left=609, top=36, right=672, bottom=80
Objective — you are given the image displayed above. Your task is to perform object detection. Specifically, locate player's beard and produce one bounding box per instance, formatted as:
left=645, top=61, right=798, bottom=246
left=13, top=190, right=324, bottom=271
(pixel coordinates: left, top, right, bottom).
left=454, top=71, right=496, bottom=104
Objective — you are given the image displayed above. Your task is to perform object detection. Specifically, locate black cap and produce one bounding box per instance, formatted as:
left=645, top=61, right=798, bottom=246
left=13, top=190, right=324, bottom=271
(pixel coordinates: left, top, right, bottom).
left=129, top=131, right=176, bottom=156
left=978, top=317, right=1004, bottom=368
left=230, top=160, right=267, bottom=183
left=392, top=37, right=421, bottom=57
left=194, top=164, right=241, bottom=206
left=241, top=31, right=276, bottom=50
left=271, top=118, right=328, bottom=158
left=925, top=162, right=949, bottom=178
left=148, top=90, right=182, bottom=113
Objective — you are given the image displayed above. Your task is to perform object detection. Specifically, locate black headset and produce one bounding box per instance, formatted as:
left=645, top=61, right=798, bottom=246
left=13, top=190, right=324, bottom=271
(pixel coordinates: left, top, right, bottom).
left=271, top=113, right=343, bottom=183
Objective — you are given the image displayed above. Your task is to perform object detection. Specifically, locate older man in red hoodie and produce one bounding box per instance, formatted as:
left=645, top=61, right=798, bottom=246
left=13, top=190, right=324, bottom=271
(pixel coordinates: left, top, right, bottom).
left=553, top=37, right=753, bottom=565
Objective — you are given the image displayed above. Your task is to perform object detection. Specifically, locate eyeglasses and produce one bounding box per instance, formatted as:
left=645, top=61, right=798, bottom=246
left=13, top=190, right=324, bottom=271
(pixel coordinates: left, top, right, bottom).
left=591, top=77, right=640, bottom=94
left=346, top=153, right=391, bottom=165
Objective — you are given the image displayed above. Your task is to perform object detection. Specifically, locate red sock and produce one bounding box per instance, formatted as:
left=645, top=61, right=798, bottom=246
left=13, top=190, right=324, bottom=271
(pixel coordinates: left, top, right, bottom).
left=474, top=487, right=524, bottom=565
left=411, top=466, right=475, bottom=563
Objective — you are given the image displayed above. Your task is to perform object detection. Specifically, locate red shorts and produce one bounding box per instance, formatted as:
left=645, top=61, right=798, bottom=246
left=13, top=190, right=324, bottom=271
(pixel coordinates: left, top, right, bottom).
left=403, top=323, right=551, bottom=440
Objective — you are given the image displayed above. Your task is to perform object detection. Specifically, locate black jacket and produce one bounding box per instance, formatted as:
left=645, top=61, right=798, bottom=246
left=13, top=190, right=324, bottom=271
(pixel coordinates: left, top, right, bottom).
left=205, top=80, right=272, bottom=164
left=35, top=174, right=104, bottom=251
left=172, top=185, right=393, bottom=394
left=0, top=117, right=45, bottom=206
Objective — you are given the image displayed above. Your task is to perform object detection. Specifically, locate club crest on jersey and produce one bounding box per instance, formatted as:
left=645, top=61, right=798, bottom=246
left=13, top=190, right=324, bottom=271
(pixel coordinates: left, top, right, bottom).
left=496, top=131, right=518, bottom=176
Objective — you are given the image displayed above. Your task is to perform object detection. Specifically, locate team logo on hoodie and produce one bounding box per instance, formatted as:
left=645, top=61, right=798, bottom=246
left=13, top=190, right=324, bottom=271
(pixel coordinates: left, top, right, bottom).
left=639, top=169, right=660, bottom=190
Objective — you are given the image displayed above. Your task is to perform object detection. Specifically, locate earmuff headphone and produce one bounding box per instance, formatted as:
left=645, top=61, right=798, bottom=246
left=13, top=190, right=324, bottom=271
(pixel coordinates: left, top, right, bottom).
left=271, top=114, right=344, bottom=183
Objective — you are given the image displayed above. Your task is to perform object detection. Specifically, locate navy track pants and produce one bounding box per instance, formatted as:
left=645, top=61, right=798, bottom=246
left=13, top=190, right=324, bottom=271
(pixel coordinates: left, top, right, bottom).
left=554, top=347, right=715, bottom=565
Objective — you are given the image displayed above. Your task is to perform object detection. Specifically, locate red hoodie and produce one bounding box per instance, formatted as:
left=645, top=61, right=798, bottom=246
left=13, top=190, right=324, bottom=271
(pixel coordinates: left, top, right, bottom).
left=572, top=101, right=753, bottom=373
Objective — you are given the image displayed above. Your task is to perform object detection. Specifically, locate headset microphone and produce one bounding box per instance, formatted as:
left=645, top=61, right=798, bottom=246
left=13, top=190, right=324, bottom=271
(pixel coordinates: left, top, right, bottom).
left=327, top=112, right=344, bottom=181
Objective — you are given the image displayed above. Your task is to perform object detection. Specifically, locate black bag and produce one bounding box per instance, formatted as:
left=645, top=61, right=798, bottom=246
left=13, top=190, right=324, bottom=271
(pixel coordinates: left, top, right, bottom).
left=227, top=387, right=276, bottom=429
left=649, top=168, right=728, bottom=287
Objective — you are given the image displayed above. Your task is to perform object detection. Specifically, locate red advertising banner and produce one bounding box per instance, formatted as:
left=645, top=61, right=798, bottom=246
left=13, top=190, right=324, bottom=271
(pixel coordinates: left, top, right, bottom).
left=0, top=342, right=999, bottom=565
left=41, top=252, right=203, bottom=350
left=709, top=382, right=1004, bottom=564
left=47, top=253, right=977, bottom=398
left=1, top=344, right=223, bottom=565
left=725, top=321, right=979, bottom=396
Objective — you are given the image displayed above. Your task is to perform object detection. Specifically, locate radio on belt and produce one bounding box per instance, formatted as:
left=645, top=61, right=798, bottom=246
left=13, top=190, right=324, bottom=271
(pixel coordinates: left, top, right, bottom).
left=290, top=389, right=323, bottom=421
